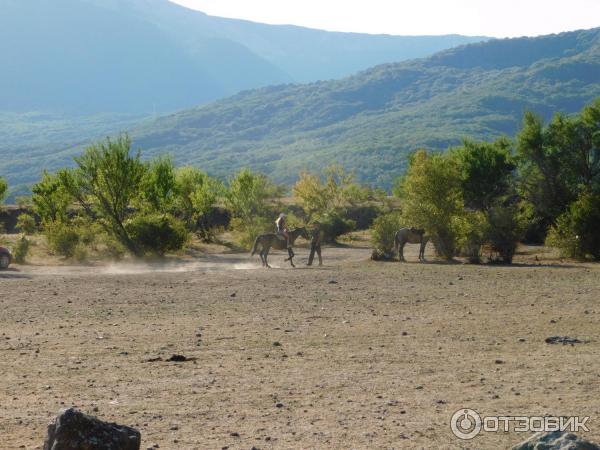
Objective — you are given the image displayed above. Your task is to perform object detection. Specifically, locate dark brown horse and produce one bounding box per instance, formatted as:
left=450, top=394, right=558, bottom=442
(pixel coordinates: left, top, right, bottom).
left=394, top=227, right=429, bottom=262
left=251, top=227, right=309, bottom=268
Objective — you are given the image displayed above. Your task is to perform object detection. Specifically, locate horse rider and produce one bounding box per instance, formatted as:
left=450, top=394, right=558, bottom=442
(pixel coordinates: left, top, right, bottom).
left=275, top=213, right=291, bottom=249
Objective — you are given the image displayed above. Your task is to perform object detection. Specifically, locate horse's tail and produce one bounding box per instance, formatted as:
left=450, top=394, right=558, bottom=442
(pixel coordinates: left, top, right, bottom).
left=250, top=236, right=261, bottom=256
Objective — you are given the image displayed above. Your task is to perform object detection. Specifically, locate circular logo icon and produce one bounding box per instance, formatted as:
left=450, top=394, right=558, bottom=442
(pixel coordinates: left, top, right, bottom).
left=451, top=408, right=482, bottom=440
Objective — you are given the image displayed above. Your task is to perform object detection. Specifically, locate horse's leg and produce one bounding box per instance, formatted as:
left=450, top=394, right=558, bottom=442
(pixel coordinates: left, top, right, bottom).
left=399, top=241, right=406, bottom=262
left=287, top=247, right=295, bottom=267
left=317, top=245, right=322, bottom=266
left=264, top=247, right=271, bottom=268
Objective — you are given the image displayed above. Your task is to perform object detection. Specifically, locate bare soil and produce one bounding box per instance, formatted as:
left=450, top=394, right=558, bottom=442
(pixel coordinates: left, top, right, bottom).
left=1, top=242, right=599, bottom=449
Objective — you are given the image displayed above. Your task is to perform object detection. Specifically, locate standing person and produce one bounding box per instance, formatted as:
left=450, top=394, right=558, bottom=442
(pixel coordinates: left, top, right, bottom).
left=307, top=221, right=323, bottom=266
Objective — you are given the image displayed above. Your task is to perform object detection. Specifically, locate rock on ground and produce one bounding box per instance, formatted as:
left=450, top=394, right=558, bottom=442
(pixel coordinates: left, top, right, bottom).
left=512, top=431, right=600, bottom=450
left=44, top=408, right=141, bottom=450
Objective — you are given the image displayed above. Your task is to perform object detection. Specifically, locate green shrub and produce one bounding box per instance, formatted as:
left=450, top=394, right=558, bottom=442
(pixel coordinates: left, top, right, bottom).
left=397, top=150, right=466, bottom=260
left=319, top=212, right=355, bottom=243
left=125, top=213, right=189, bottom=256
left=16, top=213, right=36, bottom=235
left=99, top=235, right=126, bottom=260
left=230, top=217, right=272, bottom=250
left=487, top=204, right=528, bottom=263
left=546, top=192, right=600, bottom=260
left=45, top=222, right=80, bottom=258
left=13, top=236, right=31, bottom=264
left=371, top=212, right=402, bottom=260
left=460, top=211, right=489, bottom=263
left=73, top=243, right=88, bottom=262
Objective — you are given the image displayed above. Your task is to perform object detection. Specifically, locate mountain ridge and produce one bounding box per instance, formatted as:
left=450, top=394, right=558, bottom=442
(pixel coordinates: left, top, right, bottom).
left=130, top=27, right=600, bottom=188
left=0, top=0, right=484, bottom=115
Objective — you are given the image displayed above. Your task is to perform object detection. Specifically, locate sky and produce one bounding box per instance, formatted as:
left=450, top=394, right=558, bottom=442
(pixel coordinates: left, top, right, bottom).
left=169, top=0, right=600, bottom=38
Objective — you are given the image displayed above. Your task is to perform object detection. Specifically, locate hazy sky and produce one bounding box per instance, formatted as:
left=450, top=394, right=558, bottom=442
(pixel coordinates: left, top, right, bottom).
left=169, top=0, right=600, bottom=37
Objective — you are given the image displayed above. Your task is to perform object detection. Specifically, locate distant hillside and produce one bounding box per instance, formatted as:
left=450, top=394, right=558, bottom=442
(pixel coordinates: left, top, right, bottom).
left=0, top=0, right=483, bottom=115
left=128, top=27, right=600, bottom=188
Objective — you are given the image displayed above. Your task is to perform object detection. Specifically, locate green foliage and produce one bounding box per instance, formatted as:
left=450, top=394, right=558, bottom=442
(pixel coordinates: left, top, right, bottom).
left=125, top=213, right=189, bottom=256
left=31, top=170, right=72, bottom=223
left=73, top=244, right=88, bottom=262
left=517, top=99, right=600, bottom=240
left=318, top=212, right=356, bottom=244
left=230, top=216, right=272, bottom=250
left=486, top=204, right=529, bottom=263
left=174, top=166, right=222, bottom=240
left=62, top=134, right=147, bottom=255
left=451, top=138, right=516, bottom=210
left=225, top=168, right=280, bottom=220
left=370, top=212, right=402, bottom=259
left=397, top=149, right=465, bottom=260
left=0, top=177, right=7, bottom=204
left=138, top=155, right=176, bottom=213
left=546, top=192, right=600, bottom=260
left=2, top=30, right=600, bottom=193
left=225, top=169, right=282, bottom=248
left=461, top=211, right=490, bottom=263
left=293, top=165, right=368, bottom=220
left=13, top=236, right=30, bottom=264
left=45, top=221, right=80, bottom=258
left=16, top=213, right=36, bottom=235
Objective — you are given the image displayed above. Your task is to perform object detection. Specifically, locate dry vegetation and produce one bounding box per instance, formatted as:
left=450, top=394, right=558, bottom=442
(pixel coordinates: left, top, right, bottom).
left=1, top=240, right=599, bottom=449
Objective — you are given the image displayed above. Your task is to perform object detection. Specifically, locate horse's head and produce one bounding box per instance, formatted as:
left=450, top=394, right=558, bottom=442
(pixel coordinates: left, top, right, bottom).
left=295, top=227, right=310, bottom=240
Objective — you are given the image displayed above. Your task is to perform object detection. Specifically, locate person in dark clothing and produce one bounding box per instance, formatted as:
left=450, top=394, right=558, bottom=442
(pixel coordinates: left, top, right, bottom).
left=307, top=221, right=323, bottom=266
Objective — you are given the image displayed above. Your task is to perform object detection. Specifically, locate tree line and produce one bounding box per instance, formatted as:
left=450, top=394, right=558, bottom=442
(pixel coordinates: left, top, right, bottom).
left=372, top=98, right=600, bottom=262
left=1, top=98, right=599, bottom=263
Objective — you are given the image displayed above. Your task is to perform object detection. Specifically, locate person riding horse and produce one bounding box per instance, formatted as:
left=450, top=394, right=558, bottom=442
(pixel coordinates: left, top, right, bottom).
left=275, top=213, right=291, bottom=249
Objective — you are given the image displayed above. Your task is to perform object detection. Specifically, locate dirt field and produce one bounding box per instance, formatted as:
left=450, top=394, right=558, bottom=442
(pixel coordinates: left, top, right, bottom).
left=1, top=242, right=599, bottom=449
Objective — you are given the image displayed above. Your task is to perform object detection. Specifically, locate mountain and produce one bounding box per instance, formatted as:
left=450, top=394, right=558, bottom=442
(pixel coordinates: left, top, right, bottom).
left=0, top=0, right=483, bottom=115
left=128, top=27, right=600, bottom=188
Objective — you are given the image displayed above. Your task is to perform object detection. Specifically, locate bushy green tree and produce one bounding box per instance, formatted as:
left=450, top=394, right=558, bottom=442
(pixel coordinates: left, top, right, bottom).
left=461, top=211, right=490, bottom=263
left=225, top=168, right=280, bottom=220
left=45, top=221, right=80, bottom=258
left=517, top=99, right=600, bottom=240
left=486, top=204, right=529, bottom=263
left=451, top=138, right=515, bottom=211
left=293, top=165, right=368, bottom=220
left=60, top=135, right=147, bottom=255
left=32, top=170, right=72, bottom=224
left=397, top=149, right=465, bottom=260
left=138, top=155, right=176, bottom=213
left=16, top=213, right=36, bottom=235
left=174, top=166, right=222, bottom=239
left=13, top=236, right=30, bottom=264
left=370, top=212, right=402, bottom=260
left=125, top=213, right=189, bottom=256
left=546, top=191, right=600, bottom=260
left=225, top=168, right=281, bottom=248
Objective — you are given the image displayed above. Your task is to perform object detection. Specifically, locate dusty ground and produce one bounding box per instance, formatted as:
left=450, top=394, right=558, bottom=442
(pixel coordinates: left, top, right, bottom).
left=1, top=242, right=599, bottom=450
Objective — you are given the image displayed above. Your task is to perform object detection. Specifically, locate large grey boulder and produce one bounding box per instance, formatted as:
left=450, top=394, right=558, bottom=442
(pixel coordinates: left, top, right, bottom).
left=512, top=431, right=600, bottom=450
left=44, top=408, right=141, bottom=450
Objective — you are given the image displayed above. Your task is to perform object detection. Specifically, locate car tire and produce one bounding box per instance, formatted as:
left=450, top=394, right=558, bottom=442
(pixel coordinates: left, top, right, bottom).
left=0, top=254, right=10, bottom=269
